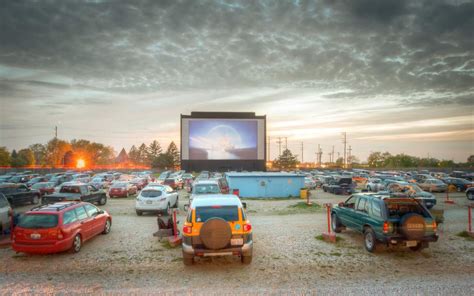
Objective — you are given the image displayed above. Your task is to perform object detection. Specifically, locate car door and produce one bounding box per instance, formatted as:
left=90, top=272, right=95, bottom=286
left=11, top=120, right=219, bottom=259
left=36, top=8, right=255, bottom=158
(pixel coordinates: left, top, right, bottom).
left=352, top=197, right=369, bottom=232
left=74, top=205, right=94, bottom=241
left=338, top=196, right=358, bottom=229
left=84, top=204, right=104, bottom=236
left=87, top=185, right=101, bottom=202
left=0, top=193, right=11, bottom=231
left=166, top=187, right=177, bottom=206
left=14, top=186, right=29, bottom=205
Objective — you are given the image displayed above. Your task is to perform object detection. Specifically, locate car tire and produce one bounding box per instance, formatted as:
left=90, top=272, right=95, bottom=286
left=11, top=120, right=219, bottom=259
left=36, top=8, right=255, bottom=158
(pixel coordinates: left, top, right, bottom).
left=468, top=192, right=474, bottom=200
left=409, top=243, right=424, bottom=252
left=71, top=234, right=82, bottom=253
left=136, top=210, right=143, bottom=216
left=165, top=203, right=170, bottom=216
left=31, top=195, right=39, bottom=205
left=99, top=196, right=107, bottom=206
left=241, top=254, right=252, bottom=264
left=363, top=227, right=377, bottom=253
left=331, top=213, right=342, bottom=233
left=183, top=255, right=194, bottom=266
left=102, top=219, right=111, bottom=234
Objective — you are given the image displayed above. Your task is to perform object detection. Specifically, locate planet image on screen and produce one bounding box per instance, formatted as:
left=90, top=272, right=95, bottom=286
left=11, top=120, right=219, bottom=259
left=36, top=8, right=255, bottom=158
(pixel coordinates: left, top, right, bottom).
left=207, top=125, right=242, bottom=159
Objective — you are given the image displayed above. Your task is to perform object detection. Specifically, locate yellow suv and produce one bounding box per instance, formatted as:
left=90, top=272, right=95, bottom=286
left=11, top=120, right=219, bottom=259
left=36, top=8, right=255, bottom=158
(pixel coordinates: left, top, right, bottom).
left=182, top=194, right=253, bottom=265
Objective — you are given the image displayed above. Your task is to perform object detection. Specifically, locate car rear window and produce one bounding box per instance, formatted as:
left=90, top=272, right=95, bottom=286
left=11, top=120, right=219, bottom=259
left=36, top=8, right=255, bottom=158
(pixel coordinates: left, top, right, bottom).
left=60, top=186, right=82, bottom=194
left=141, top=190, right=162, bottom=198
left=18, top=214, right=58, bottom=229
left=384, top=200, right=430, bottom=218
left=195, top=206, right=239, bottom=222
left=193, top=184, right=220, bottom=194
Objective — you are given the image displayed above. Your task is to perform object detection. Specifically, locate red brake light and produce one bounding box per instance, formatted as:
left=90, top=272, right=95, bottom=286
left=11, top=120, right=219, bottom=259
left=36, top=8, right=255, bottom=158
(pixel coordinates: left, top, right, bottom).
left=243, top=223, right=252, bottom=232
left=383, top=221, right=392, bottom=233
left=183, top=225, right=192, bottom=234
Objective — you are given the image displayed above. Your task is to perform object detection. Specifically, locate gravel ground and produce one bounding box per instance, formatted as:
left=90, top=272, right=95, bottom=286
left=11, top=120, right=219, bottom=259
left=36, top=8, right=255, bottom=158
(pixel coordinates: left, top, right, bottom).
left=1, top=190, right=473, bottom=295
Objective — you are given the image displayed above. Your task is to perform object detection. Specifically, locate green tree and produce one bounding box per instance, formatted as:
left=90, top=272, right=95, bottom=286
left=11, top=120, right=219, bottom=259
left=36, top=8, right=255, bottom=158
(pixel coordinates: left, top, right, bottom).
left=0, top=147, right=11, bottom=166
left=152, top=153, right=174, bottom=169
left=147, top=140, right=162, bottom=164
left=11, top=149, right=35, bottom=167
left=335, top=157, right=344, bottom=166
left=165, top=141, right=180, bottom=168
left=45, top=138, right=72, bottom=167
left=138, top=143, right=149, bottom=165
left=273, top=149, right=299, bottom=170
left=29, top=143, right=47, bottom=166
left=467, top=155, right=474, bottom=163
left=129, top=145, right=140, bottom=164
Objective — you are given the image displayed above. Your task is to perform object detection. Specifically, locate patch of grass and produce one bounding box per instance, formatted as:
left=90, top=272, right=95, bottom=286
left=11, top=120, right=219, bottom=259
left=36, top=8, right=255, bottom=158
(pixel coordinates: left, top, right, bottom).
left=315, top=234, right=344, bottom=243
left=160, top=240, right=174, bottom=249
left=276, top=202, right=322, bottom=215
left=456, top=231, right=474, bottom=241
left=330, top=252, right=342, bottom=257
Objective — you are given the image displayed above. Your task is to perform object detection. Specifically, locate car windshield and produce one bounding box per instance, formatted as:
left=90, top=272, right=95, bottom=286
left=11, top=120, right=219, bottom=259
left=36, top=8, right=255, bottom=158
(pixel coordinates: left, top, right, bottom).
left=112, top=183, right=127, bottom=188
left=195, top=206, right=239, bottom=222
left=17, top=214, right=59, bottom=229
left=92, top=178, right=102, bottom=182
left=193, top=184, right=220, bottom=194
left=140, top=190, right=162, bottom=198
left=60, top=186, right=82, bottom=194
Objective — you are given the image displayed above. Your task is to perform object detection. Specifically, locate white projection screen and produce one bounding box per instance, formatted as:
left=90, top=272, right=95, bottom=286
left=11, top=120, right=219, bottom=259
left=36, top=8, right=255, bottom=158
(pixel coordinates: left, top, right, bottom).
left=181, top=118, right=265, bottom=161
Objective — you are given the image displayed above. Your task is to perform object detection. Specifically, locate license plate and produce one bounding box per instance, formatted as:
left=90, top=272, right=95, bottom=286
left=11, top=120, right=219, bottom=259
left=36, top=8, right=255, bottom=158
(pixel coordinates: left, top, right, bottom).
left=146, top=200, right=152, bottom=204
left=30, top=233, right=41, bottom=240
left=406, top=241, right=417, bottom=247
left=231, top=238, right=243, bottom=245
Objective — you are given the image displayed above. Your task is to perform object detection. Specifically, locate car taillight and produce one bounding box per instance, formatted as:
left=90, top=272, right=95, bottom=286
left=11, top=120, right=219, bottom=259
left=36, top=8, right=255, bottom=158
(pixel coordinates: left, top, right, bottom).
left=383, top=221, right=392, bottom=234
left=183, top=225, right=192, bottom=234
left=243, top=223, right=252, bottom=232
left=432, top=221, right=437, bottom=233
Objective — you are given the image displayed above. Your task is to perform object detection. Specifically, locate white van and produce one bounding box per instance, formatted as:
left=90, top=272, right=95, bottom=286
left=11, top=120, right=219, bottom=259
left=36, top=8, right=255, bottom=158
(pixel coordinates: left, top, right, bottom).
left=0, top=193, right=12, bottom=234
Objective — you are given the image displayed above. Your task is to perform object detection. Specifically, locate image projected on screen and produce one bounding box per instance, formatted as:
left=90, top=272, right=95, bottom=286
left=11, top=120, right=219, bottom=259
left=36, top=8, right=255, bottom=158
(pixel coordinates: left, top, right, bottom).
left=189, top=120, right=258, bottom=160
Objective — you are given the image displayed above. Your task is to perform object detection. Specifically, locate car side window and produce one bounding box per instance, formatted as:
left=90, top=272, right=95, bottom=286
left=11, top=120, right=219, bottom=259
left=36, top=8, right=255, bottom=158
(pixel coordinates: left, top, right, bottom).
left=84, top=204, right=99, bottom=217
left=75, top=206, right=89, bottom=220
left=371, top=200, right=382, bottom=218
left=17, top=186, right=27, bottom=192
left=63, top=209, right=78, bottom=225
left=356, top=198, right=367, bottom=212
left=345, top=196, right=356, bottom=209
left=0, top=194, right=9, bottom=207
left=88, top=186, right=97, bottom=192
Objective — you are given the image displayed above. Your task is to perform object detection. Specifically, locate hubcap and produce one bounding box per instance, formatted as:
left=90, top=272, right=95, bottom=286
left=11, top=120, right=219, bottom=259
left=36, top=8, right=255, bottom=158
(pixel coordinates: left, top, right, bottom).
left=332, top=216, right=336, bottom=230
left=74, top=236, right=81, bottom=251
left=105, top=221, right=110, bottom=233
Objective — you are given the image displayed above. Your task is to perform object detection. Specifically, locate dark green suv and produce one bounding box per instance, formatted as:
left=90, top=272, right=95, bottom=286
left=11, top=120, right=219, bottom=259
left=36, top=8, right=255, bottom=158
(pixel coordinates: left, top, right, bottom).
left=331, top=193, right=438, bottom=252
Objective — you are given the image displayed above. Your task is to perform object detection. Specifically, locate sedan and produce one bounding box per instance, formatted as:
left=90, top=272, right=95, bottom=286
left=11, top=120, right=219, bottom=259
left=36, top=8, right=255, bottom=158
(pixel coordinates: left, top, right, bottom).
left=418, top=179, right=448, bottom=192
left=135, top=187, right=178, bottom=216
left=108, top=182, right=138, bottom=198
left=31, top=182, right=56, bottom=196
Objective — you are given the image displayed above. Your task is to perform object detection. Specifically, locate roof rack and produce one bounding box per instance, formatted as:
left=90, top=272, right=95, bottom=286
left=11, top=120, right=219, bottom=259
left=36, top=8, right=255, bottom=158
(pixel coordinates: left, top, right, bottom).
left=30, top=202, right=78, bottom=212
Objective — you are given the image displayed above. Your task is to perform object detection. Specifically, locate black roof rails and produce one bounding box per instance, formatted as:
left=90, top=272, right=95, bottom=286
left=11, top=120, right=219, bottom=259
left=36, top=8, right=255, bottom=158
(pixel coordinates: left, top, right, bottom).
left=30, top=202, right=78, bottom=212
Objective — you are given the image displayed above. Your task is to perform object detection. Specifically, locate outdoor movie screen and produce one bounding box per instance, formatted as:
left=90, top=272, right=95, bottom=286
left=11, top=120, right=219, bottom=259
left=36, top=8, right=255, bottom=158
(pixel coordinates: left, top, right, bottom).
left=182, top=118, right=264, bottom=160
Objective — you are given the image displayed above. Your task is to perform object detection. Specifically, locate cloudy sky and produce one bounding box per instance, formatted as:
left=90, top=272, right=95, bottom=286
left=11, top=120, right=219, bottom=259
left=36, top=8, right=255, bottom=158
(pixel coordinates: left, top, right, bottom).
left=1, top=0, right=473, bottom=162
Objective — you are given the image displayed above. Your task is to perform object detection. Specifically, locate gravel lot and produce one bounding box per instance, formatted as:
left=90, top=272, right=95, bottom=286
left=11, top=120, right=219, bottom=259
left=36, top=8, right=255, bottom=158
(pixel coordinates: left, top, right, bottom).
left=1, top=189, right=473, bottom=295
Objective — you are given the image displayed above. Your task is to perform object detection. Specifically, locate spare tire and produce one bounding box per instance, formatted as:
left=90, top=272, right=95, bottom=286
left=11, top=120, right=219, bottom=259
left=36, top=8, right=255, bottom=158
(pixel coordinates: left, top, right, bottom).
left=400, top=213, right=426, bottom=240
left=199, top=218, right=232, bottom=250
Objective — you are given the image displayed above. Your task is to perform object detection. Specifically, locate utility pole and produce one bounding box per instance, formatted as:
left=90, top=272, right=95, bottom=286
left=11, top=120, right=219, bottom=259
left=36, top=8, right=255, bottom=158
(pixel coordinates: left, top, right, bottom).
left=55, top=126, right=58, bottom=139
left=342, top=132, right=347, bottom=169
left=300, top=142, right=304, bottom=163
left=267, top=136, right=271, bottom=160
left=330, top=145, right=335, bottom=164
left=276, top=137, right=282, bottom=156
left=284, top=137, right=288, bottom=150
left=317, top=145, right=323, bottom=167
left=348, top=145, right=352, bottom=168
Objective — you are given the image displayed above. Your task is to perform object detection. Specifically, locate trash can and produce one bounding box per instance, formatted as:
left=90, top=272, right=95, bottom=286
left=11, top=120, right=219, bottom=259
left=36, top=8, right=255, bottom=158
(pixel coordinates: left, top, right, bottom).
left=300, top=188, right=308, bottom=199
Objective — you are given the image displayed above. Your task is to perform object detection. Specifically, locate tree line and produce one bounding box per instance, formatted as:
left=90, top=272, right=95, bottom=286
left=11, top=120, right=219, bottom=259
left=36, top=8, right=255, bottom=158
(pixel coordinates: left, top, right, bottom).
left=0, top=138, right=180, bottom=169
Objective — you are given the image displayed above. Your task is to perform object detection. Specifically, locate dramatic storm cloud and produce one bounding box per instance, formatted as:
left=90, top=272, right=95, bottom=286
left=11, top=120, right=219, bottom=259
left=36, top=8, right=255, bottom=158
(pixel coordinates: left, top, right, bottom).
left=1, top=0, right=473, bottom=161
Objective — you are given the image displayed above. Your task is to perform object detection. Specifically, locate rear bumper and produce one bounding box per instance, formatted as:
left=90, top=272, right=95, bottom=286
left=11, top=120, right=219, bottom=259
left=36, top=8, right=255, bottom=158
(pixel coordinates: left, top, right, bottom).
left=12, top=237, right=73, bottom=254
left=182, top=240, right=253, bottom=257
left=381, top=234, right=439, bottom=244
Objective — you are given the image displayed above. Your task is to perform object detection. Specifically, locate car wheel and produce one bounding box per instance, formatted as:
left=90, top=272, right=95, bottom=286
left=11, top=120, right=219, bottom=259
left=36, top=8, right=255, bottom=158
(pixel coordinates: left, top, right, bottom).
left=99, top=196, right=107, bottom=205
left=363, top=228, right=377, bottom=252
left=241, top=254, right=252, bottom=264
left=102, top=219, right=111, bottom=234
left=409, top=243, right=424, bottom=252
left=71, top=234, right=82, bottom=253
left=31, top=195, right=39, bottom=205
left=136, top=210, right=143, bottom=216
left=331, top=213, right=342, bottom=233
left=468, top=192, right=474, bottom=200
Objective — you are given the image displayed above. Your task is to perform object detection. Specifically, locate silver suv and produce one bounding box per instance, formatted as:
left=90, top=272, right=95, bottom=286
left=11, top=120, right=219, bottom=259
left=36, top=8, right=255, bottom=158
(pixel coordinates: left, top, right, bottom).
left=0, top=193, right=12, bottom=234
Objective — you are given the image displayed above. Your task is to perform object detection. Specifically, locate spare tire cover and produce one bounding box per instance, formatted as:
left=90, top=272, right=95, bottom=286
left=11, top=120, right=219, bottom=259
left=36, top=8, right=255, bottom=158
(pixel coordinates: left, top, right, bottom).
left=400, top=213, right=426, bottom=240
left=199, top=218, right=232, bottom=250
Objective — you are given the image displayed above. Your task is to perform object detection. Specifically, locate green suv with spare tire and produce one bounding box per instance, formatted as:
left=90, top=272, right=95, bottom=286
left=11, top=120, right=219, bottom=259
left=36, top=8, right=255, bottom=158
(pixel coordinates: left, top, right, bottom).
left=331, top=193, right=438, bottom=252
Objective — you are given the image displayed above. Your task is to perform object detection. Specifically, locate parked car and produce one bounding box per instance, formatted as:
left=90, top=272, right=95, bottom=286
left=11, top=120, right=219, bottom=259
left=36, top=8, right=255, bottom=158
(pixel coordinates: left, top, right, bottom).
left=50, top=175, right=73, bottom=186
left=417, top=179, right=448, bottom=193
left=365, top=178, right=384, bottom=192
left=26, top=176, right=50, bottom=188
left=163, top=178, right=183, bottom=190
left=182, top=194, right=253, bottom=265
left=0, top=193, right=12, bottom=234
left=42, top=184, right=107, bottom=206
left=130, top=178, right=148, bottom=190
left=12, top=202, right=111, bottom=254
left=0, top=183, right=41, bottom=207
left=466, top=187, right=474, bottom=200
left=90, top=176, right=110, bottom=190
left=9, top=175, right=30, bottom=184
left=378, top=181, right=437, bottom=209
left=189, top=180, right=223, bottom=204
left=441, top=178, right=472, bottom=192
left=323, top=177, right=354, bottom=195
left=135, top=186, right=178, bottom=216
left=213, top=177, right=230, bottom=194
left=304, top=177, right=317, bottom=189
left=331, top=193, right=438, bottom=252
left=30, top=182, right=56, bottom=196
left=108, top=182, right=138, bottom=198
left=156, top=171, right=171, bottom=184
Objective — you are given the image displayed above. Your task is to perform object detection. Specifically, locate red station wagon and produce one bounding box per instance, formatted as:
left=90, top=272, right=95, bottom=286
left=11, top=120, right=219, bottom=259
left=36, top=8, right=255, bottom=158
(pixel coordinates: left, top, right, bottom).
left=12, top=202, right=112, bottom=254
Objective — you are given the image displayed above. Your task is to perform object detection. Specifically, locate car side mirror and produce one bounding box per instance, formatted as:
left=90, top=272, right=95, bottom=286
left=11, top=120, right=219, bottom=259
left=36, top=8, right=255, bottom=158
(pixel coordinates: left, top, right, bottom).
left=242, top=202, right=247, bottom=209
left=98, top=210, right=105, bottom=214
